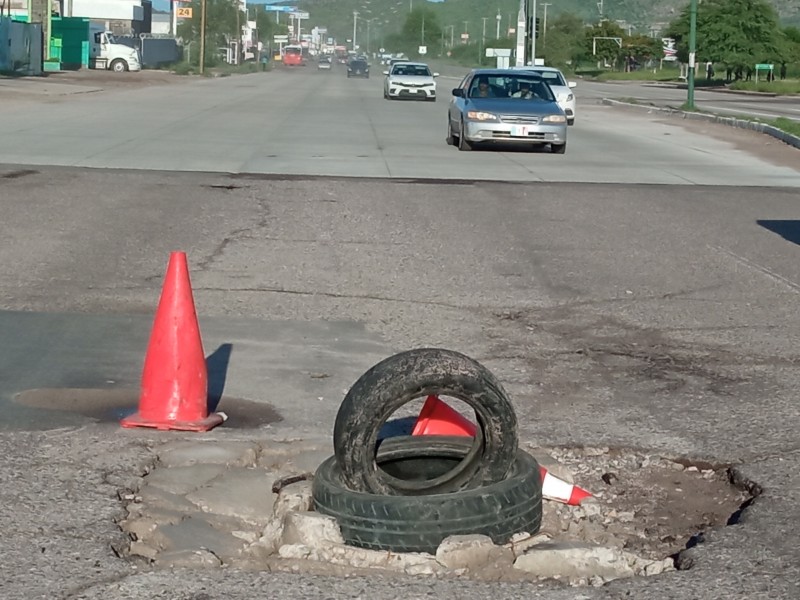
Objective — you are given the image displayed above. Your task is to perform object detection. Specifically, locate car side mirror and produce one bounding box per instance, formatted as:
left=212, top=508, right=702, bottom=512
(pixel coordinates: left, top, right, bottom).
left=433, top=72, right=439, bottom=78
left=383, top=70, right=389, bottom=75
left=452, top=88, right=464, bottom=97
left=568, top=81, right=577, bottom=88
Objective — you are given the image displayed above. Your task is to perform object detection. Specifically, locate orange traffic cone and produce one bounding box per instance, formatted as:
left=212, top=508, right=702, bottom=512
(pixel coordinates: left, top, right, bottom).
left=411, top=395, right=478, bottom=436
left=412, top=396, right=592, bottom=505
left=121, top=252, right=226, bottom=432
left=539, top=467, right=593, bottom=506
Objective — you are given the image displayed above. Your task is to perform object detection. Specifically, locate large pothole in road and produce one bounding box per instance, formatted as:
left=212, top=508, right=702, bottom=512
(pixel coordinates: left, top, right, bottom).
left=117, top=438, right=757, bottom=586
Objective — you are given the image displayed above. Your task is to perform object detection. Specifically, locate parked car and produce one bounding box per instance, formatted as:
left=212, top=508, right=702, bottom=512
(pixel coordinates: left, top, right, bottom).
left=511, top=65, right=577, bottom=125
left=383, top=62, right=439, bottom=101
left=347, top=58, right=370, bottom=78
left=446, top=69, right=568, bottom=153
left=318, top=56, right=332, bottom=70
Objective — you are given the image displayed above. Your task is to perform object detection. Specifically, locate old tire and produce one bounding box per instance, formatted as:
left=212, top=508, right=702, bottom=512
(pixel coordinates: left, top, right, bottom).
left=313, top=436, right=542, bottom=554
left=551, top=142, right=567, bottom=154
left=333, top=348, right=518, bottom=496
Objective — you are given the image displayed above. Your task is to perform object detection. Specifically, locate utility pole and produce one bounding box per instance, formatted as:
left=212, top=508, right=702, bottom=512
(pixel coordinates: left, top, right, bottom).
left=463, top=20, right=469, bottom=41
left=496, top=11, right=501, bottom=39
left=687, top=0, right=697, bottom=109
left=199, top=0, right=207, bottom=73
left=527, top=0, right=537, bottom=65
left=352, top=11, right=358, bottom=52
left=542, top=3, right=551, bottom=48
left=482, top=16, right=488, bottom=46
left=449, top=24, right=454, bottom=47
left=422, top=14, right=425, bottom=45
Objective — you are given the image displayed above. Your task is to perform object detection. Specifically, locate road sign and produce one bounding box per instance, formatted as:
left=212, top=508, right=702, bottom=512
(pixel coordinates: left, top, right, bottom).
left=273, top=35, right=289, bottom=43
left=176, top=7, right=192, bottom=18
left=755, top=63, right=773, bottom=69
left=418, top=46, right=427, bottom=55
left=290, top=11, right=310, bottom=19
left=265, top=5, right=298, bottom=12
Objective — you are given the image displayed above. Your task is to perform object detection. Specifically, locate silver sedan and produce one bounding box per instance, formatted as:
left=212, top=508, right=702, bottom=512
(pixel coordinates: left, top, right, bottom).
left=447, top=69, right=568, bottom=153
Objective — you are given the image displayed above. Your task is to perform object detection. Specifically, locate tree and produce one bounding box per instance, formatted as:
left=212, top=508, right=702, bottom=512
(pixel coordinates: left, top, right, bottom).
left=585, top=20, right=625, bottom=67
left=402, top=7, right=442, bottom=55
left=666, top=0, right=788, bottom=70
left=543, top=13, right=590, bottom=68
left=177, top=0, right=242, bottom=64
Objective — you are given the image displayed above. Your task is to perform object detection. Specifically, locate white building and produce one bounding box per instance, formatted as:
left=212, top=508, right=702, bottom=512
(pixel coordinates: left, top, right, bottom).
left=61, top=0, right=150, bottom=35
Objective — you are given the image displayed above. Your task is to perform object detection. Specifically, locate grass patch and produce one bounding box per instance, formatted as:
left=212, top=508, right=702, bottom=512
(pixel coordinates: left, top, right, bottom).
left=729, top=79, right=800, bottom=95
left=769, top=117, right=800, bottom=137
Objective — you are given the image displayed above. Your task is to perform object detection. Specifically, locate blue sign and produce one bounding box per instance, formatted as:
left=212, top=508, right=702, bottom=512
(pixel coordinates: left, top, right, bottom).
left=264, top=5, right=298, bottom=12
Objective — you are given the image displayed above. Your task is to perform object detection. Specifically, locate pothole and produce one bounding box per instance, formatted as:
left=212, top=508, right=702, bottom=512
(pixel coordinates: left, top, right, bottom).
left=116, top=438, right=757, bottom=586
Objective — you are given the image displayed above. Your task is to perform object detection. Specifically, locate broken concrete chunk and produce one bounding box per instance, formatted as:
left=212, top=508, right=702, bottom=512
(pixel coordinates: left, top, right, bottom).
left=280, top=511, right=344, bottom=548
left=157, top=548, right=223, bottom=568
left=157, top=441, right=259, bottom=468
left=436, top=534, right=513, bottom=571
left=185, top=467, right=275, bottom=525
left=143, top=464, right=226, bottom=496
left=272, top=480, right=314, bottom=521
left=513, top=542, right=638, bottom=581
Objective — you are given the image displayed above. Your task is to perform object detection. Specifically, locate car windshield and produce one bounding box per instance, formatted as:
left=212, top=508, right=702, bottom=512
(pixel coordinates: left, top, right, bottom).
left=393, top=65, right=431, bottom=77
left=351, top=60, right=367, bottom=67
left=531, top=70, right=567, bottom=86
left=468, top=75, right=556, bottom=101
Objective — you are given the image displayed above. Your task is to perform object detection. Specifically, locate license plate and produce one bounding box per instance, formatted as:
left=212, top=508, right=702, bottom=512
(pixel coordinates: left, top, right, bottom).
left=511, top=125, right=528, bottom=137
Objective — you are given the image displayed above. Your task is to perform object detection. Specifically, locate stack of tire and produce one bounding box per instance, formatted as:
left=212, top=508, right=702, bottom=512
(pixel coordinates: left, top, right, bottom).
left=312, top=348, right=543, bottom=554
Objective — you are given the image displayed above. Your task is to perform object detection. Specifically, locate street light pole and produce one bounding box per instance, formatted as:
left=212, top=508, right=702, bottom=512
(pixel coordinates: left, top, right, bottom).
left=496, top=11, right=501, bottom=39
left=199, top=0, right=207, bottom=73
left=687, top=0, right=697, bottom=109
left=542, top=3, right=551, bottom=48
left=353, top=11, right=358, bottom=52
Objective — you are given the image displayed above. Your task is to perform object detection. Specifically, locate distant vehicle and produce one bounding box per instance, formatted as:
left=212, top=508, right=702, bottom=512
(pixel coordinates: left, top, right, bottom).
left=282, top=45, right=305, bottom=67
left=334, top=46, right=349, bottom=64
left=347, top=58, right=370, bottom=78
left=447, top=69, right=568, bottom=153
left=318, top=56, right=332, bottom=70
left=383, top=62, right=438, bottom=101
left=511, top=65, right=577, bottom=125
left=89, top=24, right=141, bottom=72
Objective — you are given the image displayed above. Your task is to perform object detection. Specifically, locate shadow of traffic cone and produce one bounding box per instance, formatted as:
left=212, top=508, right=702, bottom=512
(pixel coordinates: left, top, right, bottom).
left=412, top=396, right=592, bottom=505
left=121, top=252, right=226, bottom=432
left=411, top=395, right=478, bottom=436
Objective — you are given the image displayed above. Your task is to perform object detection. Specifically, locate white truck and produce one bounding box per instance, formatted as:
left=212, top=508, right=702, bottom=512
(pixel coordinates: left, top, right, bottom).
left=89, top=25, right=141, bottom=72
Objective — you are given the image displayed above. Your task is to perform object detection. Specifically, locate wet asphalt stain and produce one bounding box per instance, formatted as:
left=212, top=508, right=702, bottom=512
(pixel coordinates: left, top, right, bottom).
left=13, top=388, right=282, bottom=429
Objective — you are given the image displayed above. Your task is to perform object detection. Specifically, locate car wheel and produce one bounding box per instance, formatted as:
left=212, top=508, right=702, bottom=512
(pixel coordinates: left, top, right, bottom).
left=551, top=142, right=567, bottom=154
left=332, top=348, right=519, bottom=496
left=457, top=120, right=473, bottom=151
left=110, top=59, right=128, bottom=73
left=313, top=436, right=543, bottom=554
left=446, top=118, right=456, bottom=146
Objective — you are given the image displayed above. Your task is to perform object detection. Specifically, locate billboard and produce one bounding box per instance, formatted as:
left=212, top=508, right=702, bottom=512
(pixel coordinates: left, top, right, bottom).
left=264, top=6, right=298, bottom=13
left=662, top=38, right=677, bottom=61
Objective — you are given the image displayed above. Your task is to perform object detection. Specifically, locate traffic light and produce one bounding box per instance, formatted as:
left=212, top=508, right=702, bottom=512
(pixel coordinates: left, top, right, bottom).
left=526, top=16, right=541, bottom=37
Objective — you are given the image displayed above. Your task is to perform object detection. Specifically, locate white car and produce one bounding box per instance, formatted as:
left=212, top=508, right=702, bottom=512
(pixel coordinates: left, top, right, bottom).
left=512, top=65, right=577, bottom=125
left=383, top=62, right=439, bottom=101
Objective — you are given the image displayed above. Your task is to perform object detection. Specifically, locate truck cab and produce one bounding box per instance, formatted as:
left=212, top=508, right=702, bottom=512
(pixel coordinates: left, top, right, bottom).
left=90, top=26, right=141, bottom=72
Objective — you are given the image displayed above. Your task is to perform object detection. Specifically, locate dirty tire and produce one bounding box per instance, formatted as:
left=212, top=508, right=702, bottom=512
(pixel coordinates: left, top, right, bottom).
left=333, top=348, right=518, bottom=495
left=313, top=436, right=542, bottom=554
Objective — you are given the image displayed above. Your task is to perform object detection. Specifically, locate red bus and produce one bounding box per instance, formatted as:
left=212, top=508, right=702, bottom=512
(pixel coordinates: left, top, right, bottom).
left=282, top=45, right=304, bottom=67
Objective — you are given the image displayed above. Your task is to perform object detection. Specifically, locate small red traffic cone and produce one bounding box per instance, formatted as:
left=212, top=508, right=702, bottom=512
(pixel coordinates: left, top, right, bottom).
left=412, top=396, right=592, bottom=505
left=411, top=395, right=478, bottom=436
left=121, top=252, right=226, bottom=432
left=539, top=467, right=593, bottom=506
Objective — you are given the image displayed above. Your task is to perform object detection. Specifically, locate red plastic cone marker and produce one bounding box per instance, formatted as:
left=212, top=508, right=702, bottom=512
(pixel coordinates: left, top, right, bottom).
left=539, top=466, right=593, bottom=505
left=121, top=252, right=226, bottom=432
left=412, top=398, right=592, bottom=505
left=411, top=395, right=478, bottom=436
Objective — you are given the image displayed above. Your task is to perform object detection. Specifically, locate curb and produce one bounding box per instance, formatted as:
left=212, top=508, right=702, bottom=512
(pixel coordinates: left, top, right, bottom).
left=602, top=98, right=800, bottom=150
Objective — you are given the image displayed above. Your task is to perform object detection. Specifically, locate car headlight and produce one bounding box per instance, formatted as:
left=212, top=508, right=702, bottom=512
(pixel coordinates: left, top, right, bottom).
left=542, top=115, right=567, bottom=124
left=566, top=94, right=574, bottom=101
left=466, top=111, right=498, bottom=121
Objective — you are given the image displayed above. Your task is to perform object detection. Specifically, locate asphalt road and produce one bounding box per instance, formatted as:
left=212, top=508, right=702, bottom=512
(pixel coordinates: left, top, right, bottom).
left=0, top=66, right=799, bottom=599
left=578, top=78, right=800, bottom=121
